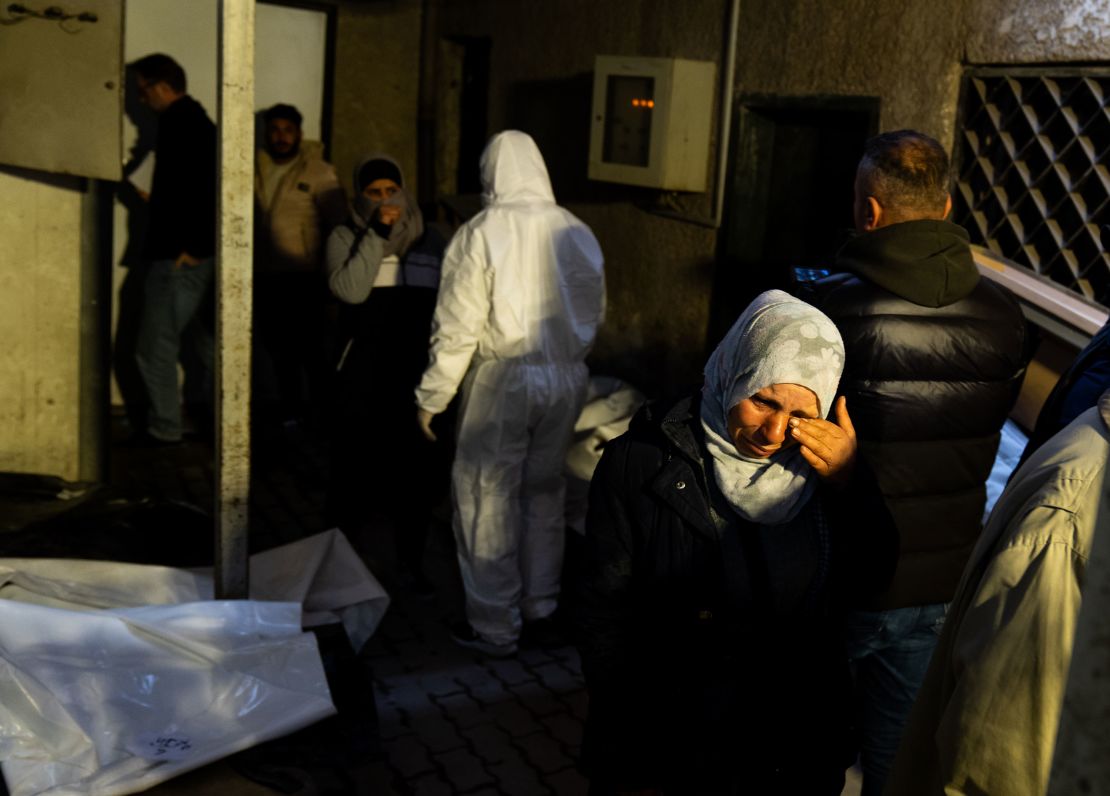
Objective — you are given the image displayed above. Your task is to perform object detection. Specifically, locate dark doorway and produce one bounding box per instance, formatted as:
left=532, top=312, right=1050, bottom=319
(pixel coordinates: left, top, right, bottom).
left=454, top=36, right=491, bottom=195
left=504, top=73, right=594, bottom=203
left=710, top=97, right=879, bottom=345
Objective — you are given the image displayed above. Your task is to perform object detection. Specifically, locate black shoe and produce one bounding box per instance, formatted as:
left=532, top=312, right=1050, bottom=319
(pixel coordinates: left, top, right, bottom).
left=521, top=616, right=568, bottom=650
left=449, top=622, right=517, bottom=658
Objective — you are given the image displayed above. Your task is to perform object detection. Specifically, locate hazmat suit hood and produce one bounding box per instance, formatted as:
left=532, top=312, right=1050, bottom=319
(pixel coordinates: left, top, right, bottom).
left=480, top=130, right=556, bottom=207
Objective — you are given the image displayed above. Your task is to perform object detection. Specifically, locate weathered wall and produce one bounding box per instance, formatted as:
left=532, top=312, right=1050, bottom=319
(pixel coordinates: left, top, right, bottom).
left=967, top=0, right=1110, bottom=63
left=736, top=0, right=1110, bottom=166
left=0, top=169, right=86, bottom=481
left=735, top=0, right=965, bottom=145
left=331, top=0, right=424, bottom=196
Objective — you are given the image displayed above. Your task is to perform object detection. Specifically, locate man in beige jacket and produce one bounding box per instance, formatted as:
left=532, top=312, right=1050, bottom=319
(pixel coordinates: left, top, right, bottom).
left=254, top=103, right=346, bottom=426
left=885, top=389, right=1110, bottom=796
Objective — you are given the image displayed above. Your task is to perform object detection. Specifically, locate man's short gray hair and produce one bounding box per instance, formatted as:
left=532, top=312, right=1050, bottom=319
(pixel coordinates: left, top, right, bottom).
left=858, top=130, right=950, bottom=221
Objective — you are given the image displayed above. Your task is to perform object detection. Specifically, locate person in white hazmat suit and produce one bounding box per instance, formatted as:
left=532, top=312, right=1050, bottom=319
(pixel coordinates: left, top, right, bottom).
left=415, top=130, right=605, bottom=657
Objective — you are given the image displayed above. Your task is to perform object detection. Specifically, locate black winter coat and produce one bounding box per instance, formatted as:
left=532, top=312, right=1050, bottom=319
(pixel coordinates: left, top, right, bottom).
left=803, top=220, right=1028, bottom=609
left=573, top=395, right=898, bottom=794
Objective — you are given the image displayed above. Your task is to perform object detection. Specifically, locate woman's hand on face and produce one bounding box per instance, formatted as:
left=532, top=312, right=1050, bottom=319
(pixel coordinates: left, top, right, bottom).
left=788, top=395, right=856, bottom=486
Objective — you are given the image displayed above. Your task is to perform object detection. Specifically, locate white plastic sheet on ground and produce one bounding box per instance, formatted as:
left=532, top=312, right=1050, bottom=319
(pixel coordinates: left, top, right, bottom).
left=0, top=529, right=390, bottom=795
left=0, top=600, right=334, bottom=796
left=0, top=528, right=390, bottom=651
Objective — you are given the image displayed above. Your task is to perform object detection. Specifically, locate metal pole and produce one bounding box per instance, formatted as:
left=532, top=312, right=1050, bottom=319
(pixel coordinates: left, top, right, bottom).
left=214, top=0, right=254, bottom=599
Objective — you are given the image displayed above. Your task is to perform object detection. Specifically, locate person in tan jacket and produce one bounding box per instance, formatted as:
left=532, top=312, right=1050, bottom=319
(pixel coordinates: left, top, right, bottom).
left=254, top=103, right=347, bottom=427
left=885, top=389, right=1110, bottom=796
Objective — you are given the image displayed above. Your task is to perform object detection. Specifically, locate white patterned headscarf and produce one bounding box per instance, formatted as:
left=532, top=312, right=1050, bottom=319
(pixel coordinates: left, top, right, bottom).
left=700, top=290, right=845, bottom=525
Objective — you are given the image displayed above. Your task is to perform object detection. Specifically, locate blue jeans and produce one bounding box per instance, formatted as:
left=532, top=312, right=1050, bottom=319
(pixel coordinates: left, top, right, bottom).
left=135, top=257, right=215, bottom=441
left=844, top=603, right=947, bottom=796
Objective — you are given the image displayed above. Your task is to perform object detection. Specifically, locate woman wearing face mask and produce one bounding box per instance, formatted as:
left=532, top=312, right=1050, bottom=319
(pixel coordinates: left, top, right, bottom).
left=574, top=290, right=898, bottom=795
left=324, top=154, right=447, bottom=596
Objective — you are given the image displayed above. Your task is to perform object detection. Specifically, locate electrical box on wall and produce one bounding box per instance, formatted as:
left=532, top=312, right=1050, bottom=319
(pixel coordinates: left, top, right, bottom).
left=588, top=55, right=716, bottom=192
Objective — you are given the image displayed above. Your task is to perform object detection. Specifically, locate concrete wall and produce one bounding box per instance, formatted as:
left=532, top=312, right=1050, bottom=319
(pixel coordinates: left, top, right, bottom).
left=0, top=169, right=87, bottom=481
left=735, top=0, right=965, bottom=144
left=331, top=0, right=424, bottom=195
left=967, top=0, right=1110, bottom=63
left=736, top=0, right=1110, bottom=160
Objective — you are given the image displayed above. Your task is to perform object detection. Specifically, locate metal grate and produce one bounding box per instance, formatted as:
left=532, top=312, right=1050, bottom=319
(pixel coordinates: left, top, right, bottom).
left=954, top=70, right=1110, bottom=308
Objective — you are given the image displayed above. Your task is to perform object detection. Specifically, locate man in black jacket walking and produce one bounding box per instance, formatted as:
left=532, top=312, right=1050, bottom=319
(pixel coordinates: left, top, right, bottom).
left=801, top=130, right=1028, bottom=795
left=131, top=53, right=217, bottom=444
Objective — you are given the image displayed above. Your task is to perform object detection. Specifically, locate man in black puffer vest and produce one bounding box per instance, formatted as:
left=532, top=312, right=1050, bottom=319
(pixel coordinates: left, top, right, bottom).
left=800, top=130, right=1029, bottom=796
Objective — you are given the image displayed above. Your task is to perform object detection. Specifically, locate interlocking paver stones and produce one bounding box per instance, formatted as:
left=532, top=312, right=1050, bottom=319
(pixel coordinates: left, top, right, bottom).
left=544, top=766, right=590, bottom=796
left=376, top=699, right=412, bottom=740
left=409, top=715, right=467, bottom=753
left=417, top=672, right=466, bottom=698
left=454, top=667, right=501, bottom=688
left=507, top=683, right=567, bottom=718
left=434, top=691, right=492, bottom=729
left=464, top=722, right=514, bottom=764
left=460, top=673, right=516, bottom=705
left=488, top=757, right=550, bottom=796
left=540, top=712, right=584, bottom=748
left=437, top=748, right=496, bottom=791
left=531, top=663, right=582, bottom=695
left=381, top=683, right=438, bottom=718
left=549, top=646, right=582, bottom=670
left=488, top=699, right=544, bottom=737
left=516, top=647, right=556, bottom=667
left=410, top=773, right=454, bottom=796
left=483, top=657, right=533, bottom=686
left=386, top=734, right=436, bottom=780
left=518, top=733, right=573, bottom=774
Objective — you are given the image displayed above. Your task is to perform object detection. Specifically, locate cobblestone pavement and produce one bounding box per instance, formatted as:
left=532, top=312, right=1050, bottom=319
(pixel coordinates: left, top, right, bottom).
left=365, top=594, right=590, bottom=796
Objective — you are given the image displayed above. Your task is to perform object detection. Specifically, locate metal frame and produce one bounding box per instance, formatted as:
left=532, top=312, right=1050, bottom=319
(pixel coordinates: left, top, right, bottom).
left=952, top=64, right=1110, bottom=318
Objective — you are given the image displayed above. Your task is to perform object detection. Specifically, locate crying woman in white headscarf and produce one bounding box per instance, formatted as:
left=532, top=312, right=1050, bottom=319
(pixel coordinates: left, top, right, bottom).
left=575, top=290, right=898, bottom=796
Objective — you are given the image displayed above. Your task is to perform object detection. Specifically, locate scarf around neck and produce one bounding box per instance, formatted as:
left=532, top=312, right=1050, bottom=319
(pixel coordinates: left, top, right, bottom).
left=700, top=290, right=845, bottom=525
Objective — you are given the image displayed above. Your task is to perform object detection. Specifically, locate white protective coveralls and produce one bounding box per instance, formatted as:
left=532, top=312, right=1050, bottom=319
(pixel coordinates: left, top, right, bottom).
left=415, top=130, right=605, bottom=646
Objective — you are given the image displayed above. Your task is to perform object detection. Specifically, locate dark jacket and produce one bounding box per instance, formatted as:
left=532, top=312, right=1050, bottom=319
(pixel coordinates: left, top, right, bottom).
left=574, top=395, right=897, bottom=794
left=1018, top=318, right=1110, bottom=468
left=144, top=95, right=217, bottom=260
left=801, top=220, right=1028, bottom=609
